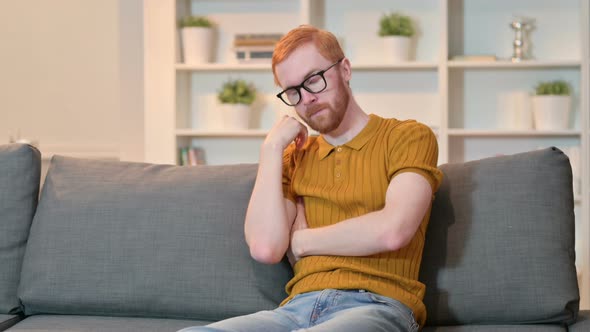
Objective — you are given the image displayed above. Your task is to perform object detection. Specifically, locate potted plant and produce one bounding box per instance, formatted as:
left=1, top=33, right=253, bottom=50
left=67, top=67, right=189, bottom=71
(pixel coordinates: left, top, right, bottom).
left=218, top=79, right=256, bottom=130
left=179, top=16, right=214, bottom=64
left=530, top=80, right=572, bottom=130
left=378, top=12, right=415, bottom=62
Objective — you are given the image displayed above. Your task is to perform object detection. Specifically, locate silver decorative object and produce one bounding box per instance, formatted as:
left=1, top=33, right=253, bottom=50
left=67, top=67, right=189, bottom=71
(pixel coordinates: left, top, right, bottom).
left=510, top=17, right=534, bottom=62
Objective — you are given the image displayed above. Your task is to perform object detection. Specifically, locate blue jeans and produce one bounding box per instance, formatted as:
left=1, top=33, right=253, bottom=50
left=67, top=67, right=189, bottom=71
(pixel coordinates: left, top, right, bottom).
left=177, top=289, right=419, bottom=332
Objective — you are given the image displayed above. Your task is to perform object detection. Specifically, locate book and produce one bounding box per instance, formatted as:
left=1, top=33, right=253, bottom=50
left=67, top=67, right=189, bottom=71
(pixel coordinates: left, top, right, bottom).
left=188, top=147, right=206, bottom=165
left=179, top=147, right=206, bottom=166
left=234, top=46, right=275, bottom=63
left=451, top=54, right=497, bottom=61
left=233, top=33, right=282, bottom=47
left=179, top=147, right=189, bottom=166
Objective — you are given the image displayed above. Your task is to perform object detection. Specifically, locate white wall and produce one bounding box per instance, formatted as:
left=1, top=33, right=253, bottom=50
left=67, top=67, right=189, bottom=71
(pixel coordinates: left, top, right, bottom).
left=0, top=0, right=144, bottom=162
left=119, top=0, right=145, bottom=162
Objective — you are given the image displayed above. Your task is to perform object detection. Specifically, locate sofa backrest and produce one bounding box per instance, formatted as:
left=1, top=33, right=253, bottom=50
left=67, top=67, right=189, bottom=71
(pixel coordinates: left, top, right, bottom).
left=15, top=147, right=580, bottom=326
left=18, top=156, right=292, bottom=321
left=0, top=144, right=41, bottom=314
left=420, top=147, right=579, bottom=326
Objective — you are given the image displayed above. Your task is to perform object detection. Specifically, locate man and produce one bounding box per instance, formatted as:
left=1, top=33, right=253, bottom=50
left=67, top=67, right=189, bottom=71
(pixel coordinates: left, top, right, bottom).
left=180, top=25, right=442, bottom=332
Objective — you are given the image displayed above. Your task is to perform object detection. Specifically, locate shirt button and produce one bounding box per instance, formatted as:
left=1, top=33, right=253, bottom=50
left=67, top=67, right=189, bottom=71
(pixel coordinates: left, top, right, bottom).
left=336, top=147, right=342, bottom=152
left=335, top=173, right=341, bottom=178
left=336, top=160, right=341, bottom=165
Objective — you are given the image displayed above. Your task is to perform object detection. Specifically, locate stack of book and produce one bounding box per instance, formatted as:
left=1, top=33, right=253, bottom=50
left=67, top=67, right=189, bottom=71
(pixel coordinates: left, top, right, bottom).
left=233, top=33, right=283, bottom=63
left=179, top=147, right=206, bottom=166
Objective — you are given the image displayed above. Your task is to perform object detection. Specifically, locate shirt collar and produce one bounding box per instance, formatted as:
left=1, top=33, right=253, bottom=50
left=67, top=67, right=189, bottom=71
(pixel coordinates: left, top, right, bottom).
left=316, top=114, right=381, bottom=160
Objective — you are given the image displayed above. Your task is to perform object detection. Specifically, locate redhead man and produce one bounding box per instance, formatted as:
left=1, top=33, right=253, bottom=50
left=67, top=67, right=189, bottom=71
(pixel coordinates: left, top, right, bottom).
left=179, top=25, right=442, bottom=332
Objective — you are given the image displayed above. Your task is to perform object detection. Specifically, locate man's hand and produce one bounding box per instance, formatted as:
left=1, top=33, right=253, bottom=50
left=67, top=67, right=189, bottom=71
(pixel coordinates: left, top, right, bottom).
left=264, top=115, right=308, bottom=152
left=287, top=198, right=308, bottom=266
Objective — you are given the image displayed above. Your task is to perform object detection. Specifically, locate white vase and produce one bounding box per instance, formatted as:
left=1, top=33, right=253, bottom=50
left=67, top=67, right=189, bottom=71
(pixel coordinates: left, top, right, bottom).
left=221, top=104, right=251, bottom=130
left=382, top=36, right=412, bottom=62
left=530, top=95, right=571, bottom=130
left=181, top=27, right=214, bottom=64
left=497, top=91, right=533, bottom=130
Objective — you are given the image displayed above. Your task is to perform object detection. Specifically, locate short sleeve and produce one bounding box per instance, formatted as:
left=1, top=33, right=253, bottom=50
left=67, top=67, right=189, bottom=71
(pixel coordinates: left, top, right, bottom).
left=387, top=121, right=443, bottom=193
left=282, top=143, right=297, bottom=204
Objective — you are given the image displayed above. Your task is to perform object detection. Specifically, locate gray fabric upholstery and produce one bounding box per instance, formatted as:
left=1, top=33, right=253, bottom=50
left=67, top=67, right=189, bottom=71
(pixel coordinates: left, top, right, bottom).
left=422, top=325, right=565, bottom=332
left=420, top=147, right=578, bottom=326
left=5, top=315, right=209, bottom=332
left=18, top=156, right=292, bottom=321
left=569, top=310, right=590, bottom=332
left=0, top=144, right=41, bottom=314
left=0, top=315, right=22, bottom=331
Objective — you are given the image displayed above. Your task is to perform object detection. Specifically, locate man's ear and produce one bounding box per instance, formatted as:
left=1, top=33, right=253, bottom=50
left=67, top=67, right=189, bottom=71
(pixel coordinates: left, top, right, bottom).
left=340, top=57, right=352, bottom=82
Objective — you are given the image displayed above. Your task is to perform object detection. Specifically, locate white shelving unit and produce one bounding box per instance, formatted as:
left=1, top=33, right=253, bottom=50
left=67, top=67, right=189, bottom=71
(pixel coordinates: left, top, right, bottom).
left=144, top=0, right=589, bottom=308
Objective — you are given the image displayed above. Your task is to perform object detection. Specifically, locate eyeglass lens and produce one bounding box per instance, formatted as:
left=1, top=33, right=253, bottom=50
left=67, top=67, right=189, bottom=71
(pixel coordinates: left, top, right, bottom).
left=283, top=74, right=326, bottom=105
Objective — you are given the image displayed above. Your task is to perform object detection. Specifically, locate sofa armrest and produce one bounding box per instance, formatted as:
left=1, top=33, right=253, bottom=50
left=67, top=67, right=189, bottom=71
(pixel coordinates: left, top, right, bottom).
left=569, top=310, right=590, bottom=332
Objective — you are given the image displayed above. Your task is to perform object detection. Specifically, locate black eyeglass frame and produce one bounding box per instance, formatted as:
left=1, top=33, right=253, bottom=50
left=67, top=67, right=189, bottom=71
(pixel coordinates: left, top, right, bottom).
left=276, top=58, right=344, bottom=106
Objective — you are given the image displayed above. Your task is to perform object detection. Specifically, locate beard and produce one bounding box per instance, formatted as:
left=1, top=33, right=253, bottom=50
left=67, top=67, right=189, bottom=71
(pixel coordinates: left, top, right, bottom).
left=300, top=78, right=350, bottom=134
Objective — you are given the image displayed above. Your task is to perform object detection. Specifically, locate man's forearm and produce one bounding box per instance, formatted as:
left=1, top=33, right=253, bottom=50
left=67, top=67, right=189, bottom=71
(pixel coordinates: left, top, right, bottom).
left=244, top=144, right=292, bottom=264
left=291, top=172, right=432, bottom=260
left=291, top=209, right=402, bottom=259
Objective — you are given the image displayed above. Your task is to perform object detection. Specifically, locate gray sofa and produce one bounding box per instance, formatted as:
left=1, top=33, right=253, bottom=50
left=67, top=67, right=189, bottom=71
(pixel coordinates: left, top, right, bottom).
left=0, top=143, right=588, bottom=332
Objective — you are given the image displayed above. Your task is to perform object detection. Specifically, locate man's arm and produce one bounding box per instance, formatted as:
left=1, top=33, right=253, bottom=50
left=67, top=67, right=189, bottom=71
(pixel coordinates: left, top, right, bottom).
left=290, top=172, right=432, bottom=261
left=244, top=116, right=307, bottom=264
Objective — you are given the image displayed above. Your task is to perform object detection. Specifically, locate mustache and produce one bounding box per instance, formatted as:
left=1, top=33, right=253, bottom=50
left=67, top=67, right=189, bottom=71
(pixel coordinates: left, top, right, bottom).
left=305, top=103, right=330, bottom=117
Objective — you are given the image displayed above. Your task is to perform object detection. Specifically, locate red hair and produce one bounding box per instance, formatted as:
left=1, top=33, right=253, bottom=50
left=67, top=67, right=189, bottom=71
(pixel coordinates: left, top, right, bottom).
left=272, top=25, right=345, bottom=86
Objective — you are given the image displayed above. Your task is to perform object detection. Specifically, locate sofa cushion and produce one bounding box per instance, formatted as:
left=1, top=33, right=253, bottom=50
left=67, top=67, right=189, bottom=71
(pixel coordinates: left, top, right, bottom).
left=569, top=310, right=590, bottom=332
left=422, top=325, right=565, bottom=332
left=5, top=315, right=210, bottom=332
left=0, top=314, right=22, bottom=331
left=0, top=144, right=41, bottom=314
left=420, top=147, right=578, bottom=326
left=18, top=157, right=292, bottom=321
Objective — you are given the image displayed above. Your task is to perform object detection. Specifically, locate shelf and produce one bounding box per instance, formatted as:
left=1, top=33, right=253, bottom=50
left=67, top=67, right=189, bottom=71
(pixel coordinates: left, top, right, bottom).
left=447, top=59, right=581, bottom=69
left=176, top=63, right=271, bottom=72
left=447, top=129, right=582, bottom=137
left=177, top=127, right=439, bottom=139
left=175, top=61, right=439, bottom=72
left=176, top=129, right=269, bottom=137
left=177, top=60, right=577, bottom=71
left=352, top=62, right=438, bottom=70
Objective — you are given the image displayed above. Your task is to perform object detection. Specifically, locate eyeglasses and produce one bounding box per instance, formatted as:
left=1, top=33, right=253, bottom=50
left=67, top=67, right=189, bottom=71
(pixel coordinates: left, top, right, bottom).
left=276, top=58, right=344, bottom=106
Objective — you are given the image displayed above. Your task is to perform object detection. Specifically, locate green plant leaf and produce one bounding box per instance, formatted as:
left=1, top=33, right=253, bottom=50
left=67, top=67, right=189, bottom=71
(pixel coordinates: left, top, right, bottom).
left=534, top=80, right=571, bottom=96
left=218, top=79, right=256, bottom=105
left=379, top=12, right=414, bottom=37
left=179, top=16, right=213, bottom=28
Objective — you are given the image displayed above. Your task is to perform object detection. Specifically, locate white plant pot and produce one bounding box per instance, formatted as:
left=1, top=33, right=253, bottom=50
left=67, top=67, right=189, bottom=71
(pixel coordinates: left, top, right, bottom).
left=497, top=91, right=533, bottom=130
left=221, top=103, right=251, bottom=130
left=181, top=27, right=214, bottom=64
left=382, top=36, right=412, bottom=62
left=531, top=95, right=571, bottom=130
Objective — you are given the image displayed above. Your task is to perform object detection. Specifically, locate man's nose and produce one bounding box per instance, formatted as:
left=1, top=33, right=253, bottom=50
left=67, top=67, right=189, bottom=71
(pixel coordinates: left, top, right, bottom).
left=300, top=89, right=317, bottom=105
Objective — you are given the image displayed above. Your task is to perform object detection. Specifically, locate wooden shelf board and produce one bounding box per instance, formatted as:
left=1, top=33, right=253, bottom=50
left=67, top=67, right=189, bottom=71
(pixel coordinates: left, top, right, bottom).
left=447, top=129, right=582, bottom=137
left=175, top=62, right=439, bottom=72
left=448, top=59, right=581, bottom=69
left=176, top=129, right=269, bottom=137
left=352, top=62, right=438, bottom=70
